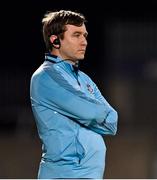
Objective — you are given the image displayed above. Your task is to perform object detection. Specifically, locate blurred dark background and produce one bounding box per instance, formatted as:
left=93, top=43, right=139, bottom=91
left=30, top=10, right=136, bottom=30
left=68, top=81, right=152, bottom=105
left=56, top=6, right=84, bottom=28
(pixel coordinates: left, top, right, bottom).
left=1, top=0, right=157, bottom=178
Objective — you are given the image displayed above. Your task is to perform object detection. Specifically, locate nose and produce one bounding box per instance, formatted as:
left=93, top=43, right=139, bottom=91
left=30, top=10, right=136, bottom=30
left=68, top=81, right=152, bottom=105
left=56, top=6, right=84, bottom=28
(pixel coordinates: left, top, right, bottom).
left=81, top=36, right=87, bottom=46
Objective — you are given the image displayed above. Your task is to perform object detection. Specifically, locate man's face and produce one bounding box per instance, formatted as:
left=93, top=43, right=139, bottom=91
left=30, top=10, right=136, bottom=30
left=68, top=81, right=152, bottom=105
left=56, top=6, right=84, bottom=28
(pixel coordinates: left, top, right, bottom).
left=59, top=24, right=88, bottom=61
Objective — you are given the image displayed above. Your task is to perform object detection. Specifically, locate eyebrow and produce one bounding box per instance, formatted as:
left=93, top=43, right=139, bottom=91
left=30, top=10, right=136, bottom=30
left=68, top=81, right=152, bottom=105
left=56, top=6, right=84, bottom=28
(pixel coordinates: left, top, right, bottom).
left=73, top=31, right=88, bottom=36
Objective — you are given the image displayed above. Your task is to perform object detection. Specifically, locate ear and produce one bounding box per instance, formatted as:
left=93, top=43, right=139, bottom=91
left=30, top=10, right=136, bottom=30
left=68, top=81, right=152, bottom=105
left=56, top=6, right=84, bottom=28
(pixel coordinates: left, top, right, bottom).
left=49, top=35, right=58, bottom=44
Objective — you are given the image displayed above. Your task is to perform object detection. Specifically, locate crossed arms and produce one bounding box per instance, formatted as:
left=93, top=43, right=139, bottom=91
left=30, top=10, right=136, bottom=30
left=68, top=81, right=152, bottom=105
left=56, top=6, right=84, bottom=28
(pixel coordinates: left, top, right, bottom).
left=31, top=65, right=118, bottom=135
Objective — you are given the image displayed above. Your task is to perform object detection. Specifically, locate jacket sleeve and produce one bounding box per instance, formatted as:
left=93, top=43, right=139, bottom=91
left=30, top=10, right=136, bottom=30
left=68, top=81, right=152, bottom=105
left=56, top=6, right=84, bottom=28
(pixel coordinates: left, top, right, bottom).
left=87, top=81, right=118, bottom=135
left=30, top=66, right=112, bottom=127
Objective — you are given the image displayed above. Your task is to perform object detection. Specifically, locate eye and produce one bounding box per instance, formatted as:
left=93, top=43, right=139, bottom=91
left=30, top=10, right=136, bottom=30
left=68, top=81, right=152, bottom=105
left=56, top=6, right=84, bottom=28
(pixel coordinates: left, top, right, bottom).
left=73, top=33, right=80, bottom=37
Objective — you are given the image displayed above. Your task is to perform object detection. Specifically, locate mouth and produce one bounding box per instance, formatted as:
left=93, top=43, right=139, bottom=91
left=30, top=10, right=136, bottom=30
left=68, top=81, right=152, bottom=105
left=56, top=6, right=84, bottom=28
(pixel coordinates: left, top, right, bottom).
left=78, top=50, right=86, bottom=53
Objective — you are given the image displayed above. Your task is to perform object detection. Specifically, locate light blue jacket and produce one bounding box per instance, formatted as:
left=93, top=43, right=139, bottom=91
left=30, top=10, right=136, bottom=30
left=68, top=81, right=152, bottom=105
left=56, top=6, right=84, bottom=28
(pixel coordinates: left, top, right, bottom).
left=30, top=53, right=118, bottom=179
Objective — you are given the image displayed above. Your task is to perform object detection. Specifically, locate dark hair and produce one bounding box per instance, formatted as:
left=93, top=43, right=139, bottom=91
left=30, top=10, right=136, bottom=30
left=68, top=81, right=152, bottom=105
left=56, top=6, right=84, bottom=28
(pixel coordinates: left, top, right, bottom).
left=42, top=10, right=86, bottom=51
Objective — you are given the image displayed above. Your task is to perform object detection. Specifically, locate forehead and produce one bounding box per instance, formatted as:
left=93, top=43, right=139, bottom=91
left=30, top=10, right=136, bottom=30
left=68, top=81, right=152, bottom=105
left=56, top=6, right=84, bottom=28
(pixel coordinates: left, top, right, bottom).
left=65, top=24, right=88, bottom=34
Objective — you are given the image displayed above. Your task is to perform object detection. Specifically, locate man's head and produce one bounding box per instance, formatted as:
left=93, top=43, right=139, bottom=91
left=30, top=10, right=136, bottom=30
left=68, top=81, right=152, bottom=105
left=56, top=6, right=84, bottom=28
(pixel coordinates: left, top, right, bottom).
left=42, top=10, right=88, bottom=62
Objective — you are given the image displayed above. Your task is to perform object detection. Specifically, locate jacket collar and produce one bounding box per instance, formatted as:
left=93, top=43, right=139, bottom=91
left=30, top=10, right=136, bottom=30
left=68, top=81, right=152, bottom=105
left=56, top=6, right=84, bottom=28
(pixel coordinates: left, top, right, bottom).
left=45, top=53, right=62, bottom=63
left=45, top=53, right=79, bottom=74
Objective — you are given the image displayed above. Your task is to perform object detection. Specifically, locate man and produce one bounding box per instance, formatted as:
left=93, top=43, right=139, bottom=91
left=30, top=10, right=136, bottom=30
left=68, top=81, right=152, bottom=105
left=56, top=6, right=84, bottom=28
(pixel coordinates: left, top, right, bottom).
left=30, top=10, right=118, bottom=179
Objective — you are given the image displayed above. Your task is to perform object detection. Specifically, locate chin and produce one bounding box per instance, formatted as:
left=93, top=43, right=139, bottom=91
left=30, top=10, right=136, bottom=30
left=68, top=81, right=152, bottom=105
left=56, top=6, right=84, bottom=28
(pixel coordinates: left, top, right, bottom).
left=77, top=55, right=85, bottom=60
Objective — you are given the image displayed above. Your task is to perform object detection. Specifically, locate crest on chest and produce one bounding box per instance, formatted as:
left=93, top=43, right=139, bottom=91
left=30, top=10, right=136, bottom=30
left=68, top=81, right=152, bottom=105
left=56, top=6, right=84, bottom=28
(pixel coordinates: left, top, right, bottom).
left=86, top=84, right=93, bottom=94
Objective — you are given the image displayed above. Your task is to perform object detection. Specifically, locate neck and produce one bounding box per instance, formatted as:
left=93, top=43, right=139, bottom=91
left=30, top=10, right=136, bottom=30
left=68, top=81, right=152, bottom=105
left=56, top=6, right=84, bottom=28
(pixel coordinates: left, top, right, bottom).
left=50, top=51, right=78, bottom=65
left=64, top=59, right=77, bottom=65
